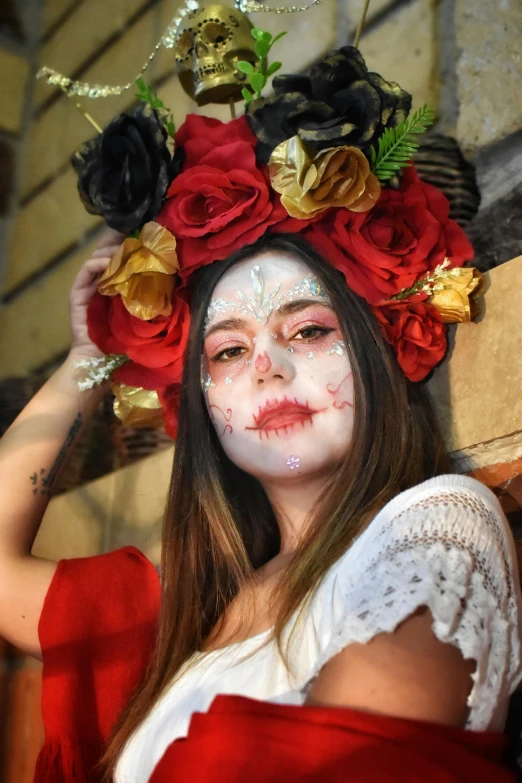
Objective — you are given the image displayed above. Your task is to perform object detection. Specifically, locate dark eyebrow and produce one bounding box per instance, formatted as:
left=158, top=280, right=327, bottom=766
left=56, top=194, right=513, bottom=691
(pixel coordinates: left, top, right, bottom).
left=204, top=317, right=247, bottom=339
left=204, top=300, right=332, bottom=338
left=276, top=299, right=331, bottom=317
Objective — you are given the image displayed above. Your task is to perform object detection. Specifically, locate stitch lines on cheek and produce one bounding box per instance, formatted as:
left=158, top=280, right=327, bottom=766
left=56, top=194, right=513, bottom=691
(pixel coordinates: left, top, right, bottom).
left=326, top=372, right=354, bottom=410
left=210, top=405, right=233, bottom=437
left=244, top=396, right=326, bottom=440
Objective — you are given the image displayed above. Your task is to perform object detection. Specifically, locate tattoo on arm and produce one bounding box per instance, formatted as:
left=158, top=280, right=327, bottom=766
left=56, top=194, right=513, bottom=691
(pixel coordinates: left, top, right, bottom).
left=29, top=413, right=83, bottom=497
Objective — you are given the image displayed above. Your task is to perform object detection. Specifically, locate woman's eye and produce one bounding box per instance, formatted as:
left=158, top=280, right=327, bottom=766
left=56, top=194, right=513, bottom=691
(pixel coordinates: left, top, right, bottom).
left=213, top=346, right=245, bottom=362
left=293, top=326, right=334, bottom=341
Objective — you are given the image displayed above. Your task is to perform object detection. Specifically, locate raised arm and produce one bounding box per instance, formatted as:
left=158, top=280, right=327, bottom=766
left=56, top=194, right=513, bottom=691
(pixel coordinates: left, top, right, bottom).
left=0, top=230, right=123, bottom=659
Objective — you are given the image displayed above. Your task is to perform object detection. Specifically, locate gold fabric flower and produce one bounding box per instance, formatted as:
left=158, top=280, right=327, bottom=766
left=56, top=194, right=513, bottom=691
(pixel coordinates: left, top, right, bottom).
left=98, top=221, right=179, bottom=321
left=429, top=267, right=486, bottom=323
left=269, top=136, right=381, bottom=219
left=112, top=383, right=164, bottom=428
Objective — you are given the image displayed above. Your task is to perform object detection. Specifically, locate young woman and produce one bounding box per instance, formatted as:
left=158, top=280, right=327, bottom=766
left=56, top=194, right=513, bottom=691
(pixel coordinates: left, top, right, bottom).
left=0, top=230, right=520, bottom=783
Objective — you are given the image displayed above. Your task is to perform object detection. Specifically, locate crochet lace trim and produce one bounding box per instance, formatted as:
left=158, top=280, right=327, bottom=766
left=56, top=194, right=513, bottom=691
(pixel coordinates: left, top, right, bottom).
left=304, top=487, right=521, bottom=731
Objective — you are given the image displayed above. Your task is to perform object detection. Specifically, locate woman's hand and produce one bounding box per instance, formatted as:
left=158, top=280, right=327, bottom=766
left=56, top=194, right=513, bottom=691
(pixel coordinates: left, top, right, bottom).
left=69, top=229, right=124, bottom=358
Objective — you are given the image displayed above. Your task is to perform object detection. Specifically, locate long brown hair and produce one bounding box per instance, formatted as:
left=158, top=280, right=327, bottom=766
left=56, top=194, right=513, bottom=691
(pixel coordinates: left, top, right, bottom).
left=99, top=233, right=450, bottom=780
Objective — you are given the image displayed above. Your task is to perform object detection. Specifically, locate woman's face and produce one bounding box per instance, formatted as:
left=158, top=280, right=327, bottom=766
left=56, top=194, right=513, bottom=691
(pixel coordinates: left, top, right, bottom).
left=202, top=252, right=354, bottom=482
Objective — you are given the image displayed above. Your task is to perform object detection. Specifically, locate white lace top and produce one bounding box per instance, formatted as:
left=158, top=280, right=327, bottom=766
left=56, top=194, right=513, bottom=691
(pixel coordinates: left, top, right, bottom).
left=115, top=474, right=522, bottom=783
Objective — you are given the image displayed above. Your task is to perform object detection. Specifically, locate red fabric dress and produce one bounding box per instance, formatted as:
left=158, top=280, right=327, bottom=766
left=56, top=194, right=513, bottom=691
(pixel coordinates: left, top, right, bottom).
left=35, top=546, right=515, bottom=783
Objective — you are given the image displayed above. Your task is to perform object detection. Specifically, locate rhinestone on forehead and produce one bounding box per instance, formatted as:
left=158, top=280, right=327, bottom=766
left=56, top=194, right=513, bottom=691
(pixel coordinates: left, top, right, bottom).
left=205, top=268, right=331, bottom=330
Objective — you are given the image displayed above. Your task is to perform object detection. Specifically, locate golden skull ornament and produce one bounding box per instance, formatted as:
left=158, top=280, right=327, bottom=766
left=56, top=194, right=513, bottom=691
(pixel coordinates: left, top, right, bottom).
left=174, top=5, right=258, bottom=105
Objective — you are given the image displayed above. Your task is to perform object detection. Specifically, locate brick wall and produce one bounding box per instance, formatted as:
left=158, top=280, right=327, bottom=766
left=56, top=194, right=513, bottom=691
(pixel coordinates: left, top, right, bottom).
left=1, top=0, right=521, bottom=378
left=0, top=0, right=521, bottom=779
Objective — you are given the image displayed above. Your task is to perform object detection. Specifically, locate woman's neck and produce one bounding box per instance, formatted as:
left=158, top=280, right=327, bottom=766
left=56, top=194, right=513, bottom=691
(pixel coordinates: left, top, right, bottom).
left=262, top=471, right=333, bottom=555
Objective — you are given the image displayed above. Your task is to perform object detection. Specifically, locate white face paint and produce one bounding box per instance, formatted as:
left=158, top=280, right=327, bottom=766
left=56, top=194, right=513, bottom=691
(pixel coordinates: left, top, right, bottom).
left=202, top=253, right=355, bottom=482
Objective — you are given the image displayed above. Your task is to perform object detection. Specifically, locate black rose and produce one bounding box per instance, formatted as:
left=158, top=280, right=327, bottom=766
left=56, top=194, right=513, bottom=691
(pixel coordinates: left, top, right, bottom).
left=246, top=46, right=412, bottom=165
left=71, top=103, right=173, bottom=234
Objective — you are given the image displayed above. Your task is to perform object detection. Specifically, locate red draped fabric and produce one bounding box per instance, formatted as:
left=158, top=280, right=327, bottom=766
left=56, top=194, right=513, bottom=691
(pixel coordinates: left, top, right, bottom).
left=150, top=694, right=513, bottom=783
left=34, top=546, right=515, bottom=782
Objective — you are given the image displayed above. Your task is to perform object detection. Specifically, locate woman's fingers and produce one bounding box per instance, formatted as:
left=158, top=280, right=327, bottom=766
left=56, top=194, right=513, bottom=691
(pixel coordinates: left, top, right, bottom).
left=91, top=244, right=122, bottom=259
left=94, top=228, right=125, bottom=251
left=70, top=256, right=112, bottom=300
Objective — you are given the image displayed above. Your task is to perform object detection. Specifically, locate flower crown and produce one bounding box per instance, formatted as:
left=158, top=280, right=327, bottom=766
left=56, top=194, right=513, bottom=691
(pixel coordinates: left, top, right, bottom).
left=72, top=32, right=483, bottom=438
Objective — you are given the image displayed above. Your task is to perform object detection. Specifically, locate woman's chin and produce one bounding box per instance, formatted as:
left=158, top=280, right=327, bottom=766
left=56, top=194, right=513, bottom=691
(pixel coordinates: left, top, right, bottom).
left=232, top=448, right=342, bottom=483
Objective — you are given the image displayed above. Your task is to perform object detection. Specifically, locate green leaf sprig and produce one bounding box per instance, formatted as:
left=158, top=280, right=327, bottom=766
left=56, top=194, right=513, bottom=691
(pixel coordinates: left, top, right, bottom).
left=237, top=28, right=287, bottom=106
left=135, top=77, right=176, bottom=137
left=369, top=105, right=436, bottom=184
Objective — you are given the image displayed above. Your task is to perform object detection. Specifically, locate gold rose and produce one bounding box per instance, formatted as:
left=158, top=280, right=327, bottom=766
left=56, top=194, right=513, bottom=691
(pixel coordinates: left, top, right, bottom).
left=269, top=136, right=381, bottom=219
left=97, top=222, right=179, bottom=321
left=391, top=260, right=486, bottom=323
left=112, top=383, right=164, bottom=429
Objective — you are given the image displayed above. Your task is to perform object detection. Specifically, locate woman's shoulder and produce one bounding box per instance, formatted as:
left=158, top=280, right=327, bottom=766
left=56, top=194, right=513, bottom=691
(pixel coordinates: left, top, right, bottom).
left=318, top=472, right=518, bottom=615
left=39, top=544, right=160, bottom=673
left=303, top=474, right=522, bottom=730
left=365, top=472, right=504, bottom=530
left=330, top=473, right=510, bottom=574
left=41, top=545, right=160, bottom=641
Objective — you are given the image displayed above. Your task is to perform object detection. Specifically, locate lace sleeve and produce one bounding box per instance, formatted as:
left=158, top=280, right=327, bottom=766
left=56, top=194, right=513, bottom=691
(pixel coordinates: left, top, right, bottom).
left=306, top=477, right=522, bottom=732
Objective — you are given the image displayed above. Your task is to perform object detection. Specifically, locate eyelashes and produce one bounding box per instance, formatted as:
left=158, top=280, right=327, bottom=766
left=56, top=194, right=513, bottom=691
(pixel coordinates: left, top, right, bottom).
left=210, top=325, right=335, bottom=363
left=213, top=346, right=247, bottom=362
left=292, top=325, right=334, bottom=341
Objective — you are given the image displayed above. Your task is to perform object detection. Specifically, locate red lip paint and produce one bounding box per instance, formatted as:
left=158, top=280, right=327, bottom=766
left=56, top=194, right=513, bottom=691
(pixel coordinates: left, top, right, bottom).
left=245, top=396, right=325, bottom=438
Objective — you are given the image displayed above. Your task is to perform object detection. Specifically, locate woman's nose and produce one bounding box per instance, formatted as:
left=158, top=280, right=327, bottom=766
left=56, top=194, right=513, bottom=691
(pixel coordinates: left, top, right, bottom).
left=250, top=338, right=295, bottom=389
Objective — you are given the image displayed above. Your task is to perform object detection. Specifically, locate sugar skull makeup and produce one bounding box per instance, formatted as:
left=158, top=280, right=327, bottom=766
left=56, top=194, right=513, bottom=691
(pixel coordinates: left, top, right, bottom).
left=202, top=253, right=354, bottom=482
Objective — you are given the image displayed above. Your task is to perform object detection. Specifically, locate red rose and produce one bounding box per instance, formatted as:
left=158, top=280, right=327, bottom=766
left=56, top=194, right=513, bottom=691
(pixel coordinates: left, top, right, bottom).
left=305, top=165, right=474, bottom=305
left=175, top=113, right=257, bottom=166
left=87, top=290, right=190, bottom=389
left=157, top=115, right=309, bottom=278
left=157, top=116, right=271, bottom=277
left=372, top=298, right=447, bottom=381
left=158, top=383, right=182, bottom=439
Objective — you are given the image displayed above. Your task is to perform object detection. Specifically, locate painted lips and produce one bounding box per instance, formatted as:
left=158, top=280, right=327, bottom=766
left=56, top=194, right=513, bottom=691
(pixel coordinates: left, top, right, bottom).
left=245, top=396, right=323, bottom=437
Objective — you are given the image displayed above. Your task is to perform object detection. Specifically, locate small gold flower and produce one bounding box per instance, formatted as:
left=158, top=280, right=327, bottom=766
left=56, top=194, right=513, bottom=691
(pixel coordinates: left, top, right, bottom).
left=98, top=222, right=179, bottom=321
left=269, top=136, right=381, bottom=219
left=112, top=383, right=164, bottom=428
left=429, top=267, right=486, bottom=323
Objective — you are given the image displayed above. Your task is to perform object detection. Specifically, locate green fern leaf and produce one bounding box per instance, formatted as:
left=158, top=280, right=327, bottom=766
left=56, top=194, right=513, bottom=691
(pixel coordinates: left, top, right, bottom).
left=370, top=105, right=435, bottom=184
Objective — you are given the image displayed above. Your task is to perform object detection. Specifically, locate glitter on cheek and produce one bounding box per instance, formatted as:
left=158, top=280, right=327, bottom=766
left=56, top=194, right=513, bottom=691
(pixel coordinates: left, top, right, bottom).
left=325, top=340, right=345, bottom=356
left=202, top=374, right=216, bottom=392
left=206, top=351, right=251, bottom=387
left=287, top=455, right=301, bottom=470
left=307, top=352, right=315, bottom=359
left=246, top=359, right=252, bottom=366
left=287, top=346, right=294, bottom=354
